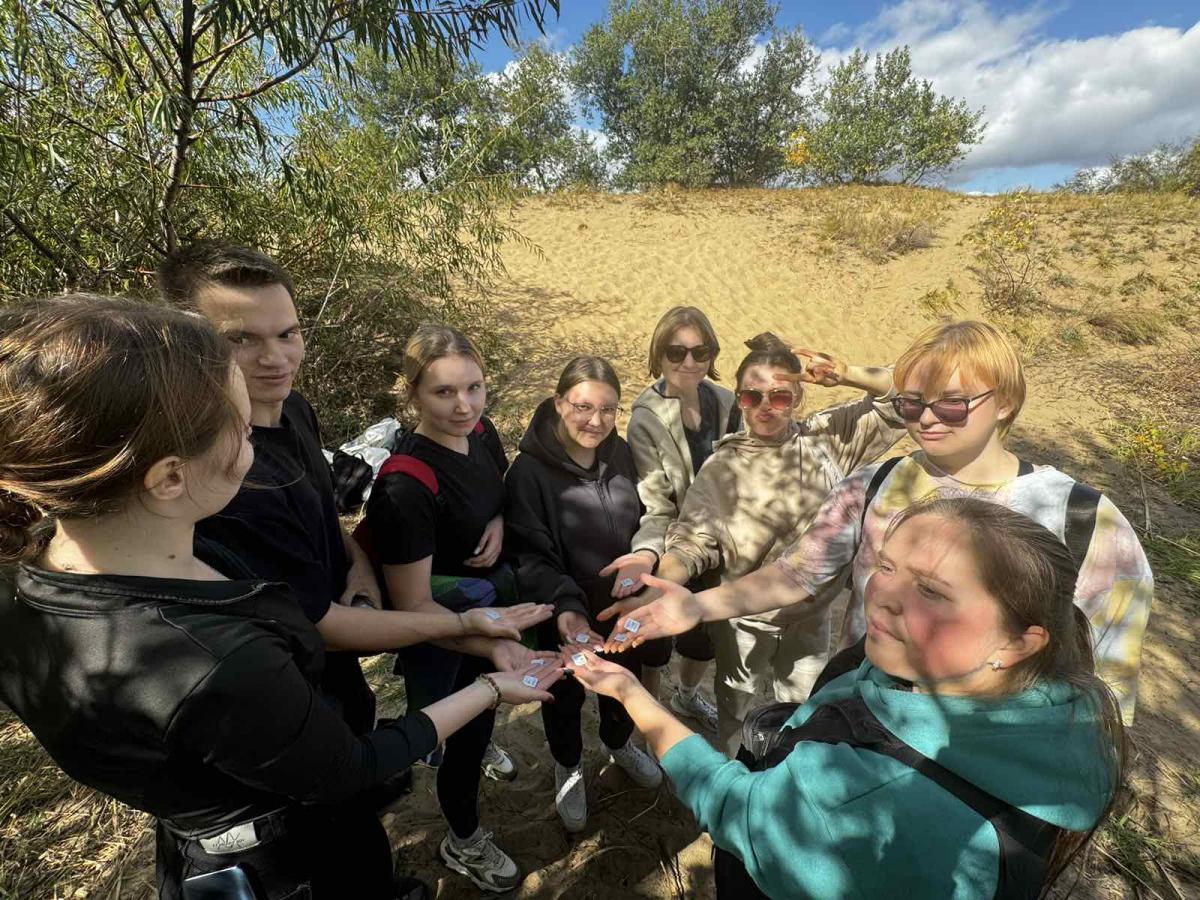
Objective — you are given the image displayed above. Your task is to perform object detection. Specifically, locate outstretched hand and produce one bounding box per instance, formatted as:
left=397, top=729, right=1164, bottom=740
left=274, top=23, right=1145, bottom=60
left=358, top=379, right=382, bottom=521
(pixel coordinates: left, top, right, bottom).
left=598, top=574, right=702, bottom=653
left=599, top=551, right=656, bottom=598
left=463, top=603, right=553, bottom=641
left=490, top=661, right=566, bottom=704
left=564, top=648, right=641, bottom=702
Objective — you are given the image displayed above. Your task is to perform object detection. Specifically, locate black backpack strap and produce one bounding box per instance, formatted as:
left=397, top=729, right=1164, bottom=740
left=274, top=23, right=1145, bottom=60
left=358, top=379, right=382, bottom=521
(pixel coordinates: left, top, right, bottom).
left=860, top=456, right=903, bottom=530
left=1017, top=458, right=1035, bottom=477
left=1064, top=482, right=1101, bottom=576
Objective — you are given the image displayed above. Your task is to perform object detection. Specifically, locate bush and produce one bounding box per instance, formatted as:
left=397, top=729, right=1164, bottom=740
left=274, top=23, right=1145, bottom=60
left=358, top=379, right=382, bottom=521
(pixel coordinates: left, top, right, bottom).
left=966, top=192, right=1055, bottom=314
left=915, top=279, right=964, bottom=320
left=1112, top=418, right=1198, bottom=508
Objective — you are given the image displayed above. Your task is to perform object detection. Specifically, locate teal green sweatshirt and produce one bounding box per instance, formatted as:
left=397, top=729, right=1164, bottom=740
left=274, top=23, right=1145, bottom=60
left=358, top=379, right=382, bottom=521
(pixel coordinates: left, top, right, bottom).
left=660, top=664, right=1115, bottom=899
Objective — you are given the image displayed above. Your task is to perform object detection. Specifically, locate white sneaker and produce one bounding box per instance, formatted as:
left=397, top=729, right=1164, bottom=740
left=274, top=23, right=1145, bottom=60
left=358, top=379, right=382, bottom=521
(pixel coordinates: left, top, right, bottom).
left=606, top=740, right=663, bottom=789
left=554, top=762, right=587, bottom=833
left=439, top=829, right=522, bottom=893
left=482, top=741, right=517, bottom=782
left=670, top=688, right=719, bottom=733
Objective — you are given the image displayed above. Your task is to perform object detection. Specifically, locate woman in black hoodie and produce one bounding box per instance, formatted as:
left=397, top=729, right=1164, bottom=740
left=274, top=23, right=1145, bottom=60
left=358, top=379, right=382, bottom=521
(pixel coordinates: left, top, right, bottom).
left=505, top=357, right=667, bottom=833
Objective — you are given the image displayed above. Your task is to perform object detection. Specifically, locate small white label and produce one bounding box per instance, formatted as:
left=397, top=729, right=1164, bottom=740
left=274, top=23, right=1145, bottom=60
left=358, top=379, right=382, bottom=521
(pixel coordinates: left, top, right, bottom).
left=522, top=675, right=539, bottom=688
left=625, top=619, right=640, bottom=633
left=199, top=821, right=259, bottom=854
left=571, top=653, right=587, bottom=666
left=530, top=659, right=547, bottom=667
left=614, top=632, right=629, bottom=643
left=484, top=610, right=501, bottom=620
left=575, top=632, right=590, bottom=643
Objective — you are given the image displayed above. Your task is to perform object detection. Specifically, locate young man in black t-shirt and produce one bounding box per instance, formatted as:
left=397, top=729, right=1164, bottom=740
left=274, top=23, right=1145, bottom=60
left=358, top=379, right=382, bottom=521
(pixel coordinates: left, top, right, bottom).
left=159, top=242, right=386, bottom=734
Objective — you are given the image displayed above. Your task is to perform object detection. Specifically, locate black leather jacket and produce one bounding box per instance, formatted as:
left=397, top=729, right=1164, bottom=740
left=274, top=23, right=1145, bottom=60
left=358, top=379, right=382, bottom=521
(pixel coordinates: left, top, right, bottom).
left=0, top=556, right=437, bottom=838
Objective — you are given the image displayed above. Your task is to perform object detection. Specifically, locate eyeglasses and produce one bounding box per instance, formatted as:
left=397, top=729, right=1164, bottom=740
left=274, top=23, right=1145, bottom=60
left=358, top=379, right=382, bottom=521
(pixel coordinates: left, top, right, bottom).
left=736, top=388, right=795, bottom=410
left=567, top=401, right=623, bottom=421
left=891, top=390, right=995, bottom=425
left=663, top=344, right=714, bottom=364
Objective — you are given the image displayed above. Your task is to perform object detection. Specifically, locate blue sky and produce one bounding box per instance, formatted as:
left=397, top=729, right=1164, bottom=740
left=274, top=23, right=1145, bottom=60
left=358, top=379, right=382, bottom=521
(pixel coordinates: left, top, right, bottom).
left=473, top=1, right=1200, bottom=192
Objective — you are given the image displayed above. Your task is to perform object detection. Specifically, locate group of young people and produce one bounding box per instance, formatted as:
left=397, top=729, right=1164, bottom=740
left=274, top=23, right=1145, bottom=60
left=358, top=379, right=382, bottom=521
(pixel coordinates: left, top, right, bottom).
left=0, top=239, right=1153, bottom=900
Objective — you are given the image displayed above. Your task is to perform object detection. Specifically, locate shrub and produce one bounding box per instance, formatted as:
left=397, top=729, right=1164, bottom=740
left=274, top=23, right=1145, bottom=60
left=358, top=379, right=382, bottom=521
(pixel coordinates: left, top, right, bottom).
left=915, top=279, right=963, bottom=319
left=1112, top=418, right=1198, bottom=508
left=966, top=192, right=1055, bottom=314
left=816, top=186, right=947, bottom=261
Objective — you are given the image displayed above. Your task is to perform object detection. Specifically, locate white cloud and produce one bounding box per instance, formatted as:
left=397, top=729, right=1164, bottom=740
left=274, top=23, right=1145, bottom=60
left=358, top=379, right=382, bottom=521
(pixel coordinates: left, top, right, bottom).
left=819, top=0, right=1200, bottom=183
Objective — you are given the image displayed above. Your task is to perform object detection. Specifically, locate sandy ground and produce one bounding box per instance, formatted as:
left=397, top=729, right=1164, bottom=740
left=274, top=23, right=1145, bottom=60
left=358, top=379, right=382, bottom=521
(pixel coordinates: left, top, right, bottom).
left=3, top=188, right=1197, bottom=898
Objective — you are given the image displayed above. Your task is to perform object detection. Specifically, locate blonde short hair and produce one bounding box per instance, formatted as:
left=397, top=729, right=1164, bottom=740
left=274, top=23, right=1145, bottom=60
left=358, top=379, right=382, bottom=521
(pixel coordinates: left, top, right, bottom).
left=894, top=321, right=1025, bottom=436
left=648, top=306, right=721, bottom=380
left=402, top=323, right=484, bottom=389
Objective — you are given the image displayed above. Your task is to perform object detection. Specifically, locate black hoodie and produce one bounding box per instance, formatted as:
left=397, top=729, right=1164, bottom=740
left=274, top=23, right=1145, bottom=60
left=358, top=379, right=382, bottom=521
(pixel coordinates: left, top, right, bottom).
left=504, top=398, right=644, bottom=624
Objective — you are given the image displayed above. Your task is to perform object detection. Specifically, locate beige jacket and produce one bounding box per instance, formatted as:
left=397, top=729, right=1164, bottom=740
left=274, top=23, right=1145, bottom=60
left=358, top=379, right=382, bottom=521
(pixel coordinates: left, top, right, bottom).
left=628, top=380, right=738, bottom=556
left=664, top=390, right=904, bottom=623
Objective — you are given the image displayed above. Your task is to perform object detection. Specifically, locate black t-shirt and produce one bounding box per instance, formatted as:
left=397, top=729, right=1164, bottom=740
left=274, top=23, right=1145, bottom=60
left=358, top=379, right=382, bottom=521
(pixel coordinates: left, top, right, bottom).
left=366, top=418, right=508, bottom=578
left=197, top=392, right=348, bottom=623
left=682, top=381, right=742, bottom=475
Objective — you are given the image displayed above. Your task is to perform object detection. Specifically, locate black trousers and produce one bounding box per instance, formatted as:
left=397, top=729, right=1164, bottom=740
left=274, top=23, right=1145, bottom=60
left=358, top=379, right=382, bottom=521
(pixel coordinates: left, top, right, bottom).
left=397, top=642, right=495, bottom=839
left=538, top=620, right=651, bottom=767
left=156, top=803, right=394, bottom=900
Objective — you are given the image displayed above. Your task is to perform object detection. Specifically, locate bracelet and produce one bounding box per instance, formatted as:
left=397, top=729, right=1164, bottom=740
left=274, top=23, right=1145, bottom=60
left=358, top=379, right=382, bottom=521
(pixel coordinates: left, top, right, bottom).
left=476, top=674, right=502, bottom=710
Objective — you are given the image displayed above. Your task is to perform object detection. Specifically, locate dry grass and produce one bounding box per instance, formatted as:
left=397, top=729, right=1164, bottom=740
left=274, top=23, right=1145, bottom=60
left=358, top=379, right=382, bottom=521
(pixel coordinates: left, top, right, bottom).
left=1086, top=308, right=1168, bottom=345
left=815, top=186, right=950, bottom=261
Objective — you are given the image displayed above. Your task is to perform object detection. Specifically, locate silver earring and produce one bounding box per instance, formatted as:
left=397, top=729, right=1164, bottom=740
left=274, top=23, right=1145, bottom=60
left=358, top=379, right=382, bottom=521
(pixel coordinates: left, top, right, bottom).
left=990, top=659, right=1004, bottom=671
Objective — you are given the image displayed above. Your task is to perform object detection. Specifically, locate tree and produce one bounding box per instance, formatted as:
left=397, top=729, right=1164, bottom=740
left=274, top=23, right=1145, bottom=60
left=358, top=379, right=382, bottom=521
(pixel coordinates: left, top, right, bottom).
left=494, top=44, right=606, bottom=190
left=788, top=47, right=984, bottom=185
left=571, top=0, right=818, bottom=188
left=1059, top=139, right=1200, bottom=195
left=0, top=0, right=559, bottom=289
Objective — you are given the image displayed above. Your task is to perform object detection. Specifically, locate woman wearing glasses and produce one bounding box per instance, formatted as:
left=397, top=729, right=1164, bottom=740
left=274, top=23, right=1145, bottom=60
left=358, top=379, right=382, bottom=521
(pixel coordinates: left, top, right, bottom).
left=504, top=357, right=665, bottom=832
left=602, top=334, right=903, bottom=756
left=604, top=321, right=1153, bottom=726
left=601, top=306, right=740, bottom=731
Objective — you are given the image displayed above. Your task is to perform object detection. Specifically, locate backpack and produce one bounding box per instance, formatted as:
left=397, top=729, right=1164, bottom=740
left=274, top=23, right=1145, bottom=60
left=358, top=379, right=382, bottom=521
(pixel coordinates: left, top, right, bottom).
left=712, top=697, right=1063, bottom=900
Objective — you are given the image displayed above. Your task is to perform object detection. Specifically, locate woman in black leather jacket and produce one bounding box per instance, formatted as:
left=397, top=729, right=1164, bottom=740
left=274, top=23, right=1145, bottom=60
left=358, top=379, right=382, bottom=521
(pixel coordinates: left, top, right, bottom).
left=0, top=296, right=564, bottom=899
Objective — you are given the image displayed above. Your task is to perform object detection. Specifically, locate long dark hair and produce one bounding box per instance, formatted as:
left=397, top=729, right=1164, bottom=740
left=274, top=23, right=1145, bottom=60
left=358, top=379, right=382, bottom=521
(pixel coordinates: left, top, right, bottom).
left=888, top=497, right=1126, bottom=894
left=0, top=295, right=241, bottom=563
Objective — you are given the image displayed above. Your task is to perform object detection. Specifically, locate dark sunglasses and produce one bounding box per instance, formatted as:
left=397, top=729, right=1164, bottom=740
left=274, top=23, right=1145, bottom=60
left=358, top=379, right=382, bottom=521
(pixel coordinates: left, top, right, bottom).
left=891, top=390, right=995, bottom=424
left=663, top=343, right=714, bottom=364
left=737, top=388, right=795, bottom=410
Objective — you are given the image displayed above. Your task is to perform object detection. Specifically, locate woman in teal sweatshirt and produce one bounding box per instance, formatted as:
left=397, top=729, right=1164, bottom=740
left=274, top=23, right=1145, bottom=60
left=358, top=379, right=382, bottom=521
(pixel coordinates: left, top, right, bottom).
left=568, top=497, right=1124, bottom=899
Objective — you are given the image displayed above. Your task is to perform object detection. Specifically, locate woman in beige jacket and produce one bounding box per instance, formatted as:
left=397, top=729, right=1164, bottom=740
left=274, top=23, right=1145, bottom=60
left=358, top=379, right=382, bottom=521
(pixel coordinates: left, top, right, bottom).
left=606, top=335, right=904, bottom=755
left=602, top=307, right=739, bottom=731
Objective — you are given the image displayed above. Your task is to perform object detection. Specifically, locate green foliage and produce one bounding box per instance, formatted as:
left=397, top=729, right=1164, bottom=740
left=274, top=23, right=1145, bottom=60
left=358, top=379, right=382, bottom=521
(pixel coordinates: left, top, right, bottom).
left=0, top=0, right=559, bottom=440
left=916, top=279, right=964, bottom=320
left=571, top=0, right=818, bottom=188
left=1112, top=418, right=1198, bottom=508
left=494, top=44, right=607, bottom=190
left=1060, top=137, right=1200, bottom=196
left=966, top=192, right=1054, bottom=314
left=787, top=47, right=984, bottom=185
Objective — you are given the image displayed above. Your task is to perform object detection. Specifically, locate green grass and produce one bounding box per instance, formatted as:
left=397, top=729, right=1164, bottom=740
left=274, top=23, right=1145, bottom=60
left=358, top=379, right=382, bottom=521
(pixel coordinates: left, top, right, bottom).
left=1141, top=533, right=1200, bottom=590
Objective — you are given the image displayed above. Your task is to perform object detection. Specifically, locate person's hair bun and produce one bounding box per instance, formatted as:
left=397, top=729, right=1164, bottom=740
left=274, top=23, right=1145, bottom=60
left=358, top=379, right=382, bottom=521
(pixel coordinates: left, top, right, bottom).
left=0, top=489, right=45, bottom=564
left=745, top=332, right=790, bottom=353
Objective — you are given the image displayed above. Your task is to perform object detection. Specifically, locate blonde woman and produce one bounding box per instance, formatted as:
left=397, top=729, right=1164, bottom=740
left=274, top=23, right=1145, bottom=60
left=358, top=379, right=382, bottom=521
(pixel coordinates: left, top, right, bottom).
left=363, top=324, right=555, bottom=893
